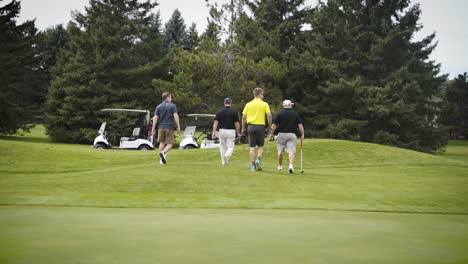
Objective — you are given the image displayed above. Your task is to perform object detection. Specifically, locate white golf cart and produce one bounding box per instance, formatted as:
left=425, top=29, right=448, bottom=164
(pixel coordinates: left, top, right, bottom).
left=93, top=108, right=155, bottom=150
left=179, top=114, right=220, bottom=149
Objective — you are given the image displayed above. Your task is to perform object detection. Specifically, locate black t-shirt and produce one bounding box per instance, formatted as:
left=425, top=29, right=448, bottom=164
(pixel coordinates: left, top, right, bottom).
left=215, top=106, right=239, bottom=130
left=272, top=108, right=302, bottom=134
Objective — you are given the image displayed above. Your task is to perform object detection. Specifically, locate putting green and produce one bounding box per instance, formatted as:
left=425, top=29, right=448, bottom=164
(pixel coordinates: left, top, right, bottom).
left=1, top=206, right=467, bottom=264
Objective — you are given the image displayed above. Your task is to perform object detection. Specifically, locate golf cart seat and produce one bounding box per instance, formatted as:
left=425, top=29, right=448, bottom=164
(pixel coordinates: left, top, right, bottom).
left=120, top=127, right=140, bottom=142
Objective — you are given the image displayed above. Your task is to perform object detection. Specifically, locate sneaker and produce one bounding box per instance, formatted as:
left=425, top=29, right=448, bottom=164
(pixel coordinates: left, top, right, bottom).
left=159, top=152, right=167, bottom=164
left=250, top=165, right=257, bottom=171
left=255, top=159, right=263, bottom=171
left=159, top=160, right=164, bottom=165
left=224, top=155, right=230, bottom=165
left=288, top=167, right=294, bottom=174
left=277, top=165, right=283, bottom=171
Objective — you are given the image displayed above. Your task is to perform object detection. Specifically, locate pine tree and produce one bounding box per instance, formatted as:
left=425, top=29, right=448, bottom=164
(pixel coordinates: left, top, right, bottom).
left=289, top=0, right=448, bottom=152
left=164, top=9, right=187, bottom=49
left=0, top=0, right=40, bottom=134
left=234, top=0, right=310, bottom=61
left=40, top=25, right=70, bottom=75
left=185, top=22, right=200, bottom=51
left=45, top=0, right=168, bottom=143
left=440, top=73, right=468, bottom=138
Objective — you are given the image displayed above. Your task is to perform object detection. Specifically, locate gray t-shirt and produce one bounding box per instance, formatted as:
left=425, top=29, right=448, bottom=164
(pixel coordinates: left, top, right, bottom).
left=155, top=101, right=178, bottom=130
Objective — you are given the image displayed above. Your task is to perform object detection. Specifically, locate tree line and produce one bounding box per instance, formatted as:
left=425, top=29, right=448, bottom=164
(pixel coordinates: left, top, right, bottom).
left=1, top=0, right=467, bottom=153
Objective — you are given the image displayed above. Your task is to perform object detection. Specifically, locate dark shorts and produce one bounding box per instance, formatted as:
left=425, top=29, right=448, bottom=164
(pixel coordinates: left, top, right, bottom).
left=247, top=124, right=265, bottom=147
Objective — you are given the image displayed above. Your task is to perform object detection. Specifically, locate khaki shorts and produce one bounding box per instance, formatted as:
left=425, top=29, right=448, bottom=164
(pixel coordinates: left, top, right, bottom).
left=158, top=128, right=174, bottom=144
left=276, top=133, right=297, bottom=154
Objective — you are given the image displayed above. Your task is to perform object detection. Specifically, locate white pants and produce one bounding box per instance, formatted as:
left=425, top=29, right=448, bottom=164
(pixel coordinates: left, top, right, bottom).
left=219, top=129, right=236, bottom=163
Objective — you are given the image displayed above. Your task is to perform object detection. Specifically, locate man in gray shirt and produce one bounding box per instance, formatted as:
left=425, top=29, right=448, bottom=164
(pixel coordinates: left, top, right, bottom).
left=151, top=92, right=181, bottom=165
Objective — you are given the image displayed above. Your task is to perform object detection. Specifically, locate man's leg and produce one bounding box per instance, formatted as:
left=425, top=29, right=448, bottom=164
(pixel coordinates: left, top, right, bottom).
left=285, top=134, right=297, bottom=173
left=276, top=134, right=286, bottom=171
left=163, top=144, right=173, bottom=153
left=247, top=125, right=257, bottom=171
left=278, top=153, right=283, bottom=170
left=249, top=147, right=256, bottom=163
left=159, top=129, right=173, bottom=164
left=288, top=152, right=296, bottom=168
left=257, top=146, right=264, bottom=158
left=162, top=129, right=175, bottom=154
left=254, top=125, right=265, bottom=170
left=219, top=130, right=228, bottom=164
left=159, top=143, right=166, bottom=152
left=158, top=142, right=166, bottom=164
left=158, top=129, right=166, bottom=152
left=224, top=130, right=235, bottom=163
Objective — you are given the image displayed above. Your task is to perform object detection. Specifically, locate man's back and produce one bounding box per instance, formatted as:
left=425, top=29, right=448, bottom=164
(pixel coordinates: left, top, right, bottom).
left=243, top=98, right=270, bottom=125
left=155, top=101, right=177, bottom=130
left=274, top=108, right=302, bottom=134
left=215, top=106, right=239, bottom=129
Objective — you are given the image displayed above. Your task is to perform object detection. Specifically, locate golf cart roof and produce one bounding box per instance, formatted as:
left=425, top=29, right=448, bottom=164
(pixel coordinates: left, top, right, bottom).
left=101, top=108, right=151, bottom=124
left=101, top=108, right=149, bottom=113
left=187, top=114, right=216, bottom=118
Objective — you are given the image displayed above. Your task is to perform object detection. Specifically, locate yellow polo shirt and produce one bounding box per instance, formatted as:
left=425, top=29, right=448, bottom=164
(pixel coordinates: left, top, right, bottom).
left=242, top=98, right=271, bottom=125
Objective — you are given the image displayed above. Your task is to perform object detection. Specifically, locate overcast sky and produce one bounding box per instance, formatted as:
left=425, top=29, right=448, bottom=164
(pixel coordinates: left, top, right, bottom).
left=15, top=0, right=467, bottom=78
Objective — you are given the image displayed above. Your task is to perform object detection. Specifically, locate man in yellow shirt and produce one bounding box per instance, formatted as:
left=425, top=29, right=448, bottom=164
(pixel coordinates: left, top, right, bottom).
left=242, top=87, right=272, bottom=171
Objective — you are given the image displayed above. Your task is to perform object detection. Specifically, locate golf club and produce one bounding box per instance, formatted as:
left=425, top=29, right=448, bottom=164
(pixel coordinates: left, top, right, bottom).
left=300, top=139, right=304, bottom=173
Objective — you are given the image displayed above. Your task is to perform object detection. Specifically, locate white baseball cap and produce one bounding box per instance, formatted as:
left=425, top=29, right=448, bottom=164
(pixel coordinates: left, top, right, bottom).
left=282, top=100, right=294, bottom=106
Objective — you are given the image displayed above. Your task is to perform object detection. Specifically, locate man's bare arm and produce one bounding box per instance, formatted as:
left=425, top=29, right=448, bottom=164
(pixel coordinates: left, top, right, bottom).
left=152, top=116, right=159, bottom=134
left=241, top=114, right=247, bottom=136
left=266, top=112, right=272, bottom=133
left=298, top=124, right=305, bottom=141
left=212, top=120, right=219, bottom=139
left=173, top=113, right=181, bottom=131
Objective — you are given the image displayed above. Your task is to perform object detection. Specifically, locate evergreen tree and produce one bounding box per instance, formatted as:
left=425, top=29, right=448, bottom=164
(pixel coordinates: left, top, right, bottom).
left=234, top=0, right=310, bottom=61
left=185, top=22, right=200, bottom=51
left=164, top=9, right=187, bottom=49
left=40, top=25, right=70, bottom=75
left=199, top=18, right=221, bottom=51
left=152, top=46, right=285, bottom=121
left=45, top=0, right=168, bottom=143
left=203, top=18, right=221, bottom=40
left=0, top=0, right=40, bottom=134
left=289, top=0, right=447, bottom=152
left=440, top=73, right=468, bottom=138
left=205, top=0, right=246, bottom=45
left=28, top=25, right=70, bottom=117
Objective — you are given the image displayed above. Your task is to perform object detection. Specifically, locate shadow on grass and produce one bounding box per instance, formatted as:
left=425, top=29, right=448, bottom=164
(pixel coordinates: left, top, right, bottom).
left=0, top=135, right=51, bottom=144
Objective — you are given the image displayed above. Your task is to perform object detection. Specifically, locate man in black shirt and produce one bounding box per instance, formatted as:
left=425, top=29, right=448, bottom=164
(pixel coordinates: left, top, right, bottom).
left=270, top=100, right=304, bottom=173
left=213, top=98, right=241, bottom=165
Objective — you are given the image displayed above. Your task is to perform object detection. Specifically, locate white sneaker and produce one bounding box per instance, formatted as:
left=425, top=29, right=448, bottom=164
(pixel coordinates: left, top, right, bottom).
left=224, top=155, right=230, bottom=165
left=277, top=165, right=283, bottom=171
left=159, top=151, right=167, bottom=164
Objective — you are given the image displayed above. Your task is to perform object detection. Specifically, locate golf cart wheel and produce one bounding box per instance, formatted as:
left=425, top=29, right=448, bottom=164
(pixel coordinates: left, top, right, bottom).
left=138, top=144, right=151, bottom=150
left=94, top=143, right=107, bottom=149
left=184, top=145, right=196, bottom=149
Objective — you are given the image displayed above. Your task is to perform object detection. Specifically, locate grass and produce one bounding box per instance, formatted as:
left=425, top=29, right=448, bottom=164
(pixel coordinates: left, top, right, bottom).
left=440, top=140, right=468, bottom=163
left=1, top=126, right=467, bottom=263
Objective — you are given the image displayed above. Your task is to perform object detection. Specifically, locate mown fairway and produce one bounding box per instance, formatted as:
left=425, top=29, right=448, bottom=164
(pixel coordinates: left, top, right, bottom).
left=1, top=126, right=467, bottom=263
